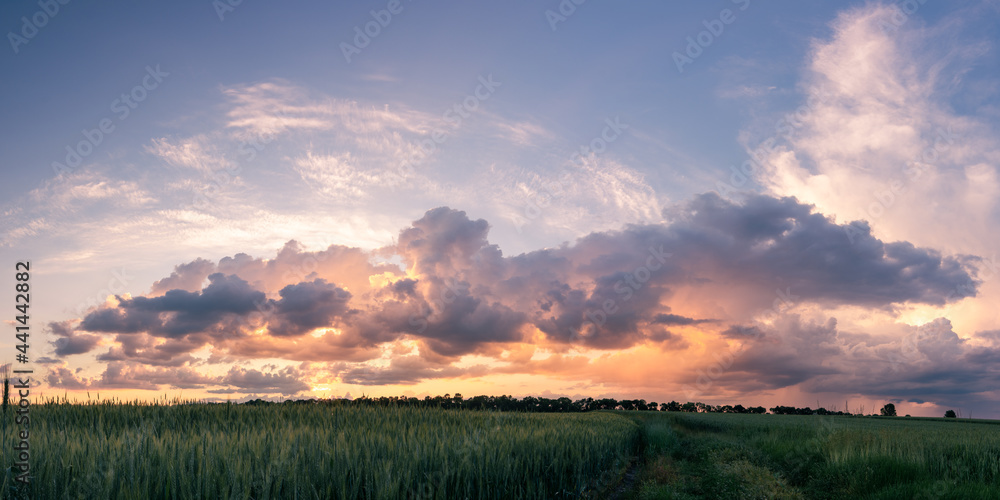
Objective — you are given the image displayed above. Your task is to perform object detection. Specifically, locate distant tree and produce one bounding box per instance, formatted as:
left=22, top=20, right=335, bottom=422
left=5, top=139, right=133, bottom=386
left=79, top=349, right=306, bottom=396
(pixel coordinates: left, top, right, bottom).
left=664, top=401, right=681, bottom=412
left=681, top=402, right=697, bottom=412
left=556, top=397, right=573, bottom=412
left=733, top=404, right=746, bottom=414
left=880, top=403, right=897, bottom=417
left=944, top=410, right=957, bottom=418
left=770, top=406, right=796, bottom=415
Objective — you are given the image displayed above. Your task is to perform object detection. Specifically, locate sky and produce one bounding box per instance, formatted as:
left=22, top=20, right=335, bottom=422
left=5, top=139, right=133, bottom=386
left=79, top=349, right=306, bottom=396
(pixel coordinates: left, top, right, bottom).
left=2, top=0, right=999, bottom=418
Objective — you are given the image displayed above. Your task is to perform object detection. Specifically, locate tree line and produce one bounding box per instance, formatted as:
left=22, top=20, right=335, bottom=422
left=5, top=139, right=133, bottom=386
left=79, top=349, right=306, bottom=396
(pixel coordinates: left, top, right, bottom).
left=248, top=394, right=777, bottom=414
left=244, top=395, right=959, bottom=418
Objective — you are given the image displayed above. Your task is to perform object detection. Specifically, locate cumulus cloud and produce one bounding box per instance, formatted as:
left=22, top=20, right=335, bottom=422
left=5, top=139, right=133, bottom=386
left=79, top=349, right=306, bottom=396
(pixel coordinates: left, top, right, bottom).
left=335, top=356, right=490, bottom=386
left=46, top=360, right=310, bottom=396
left=150, top=258, right=216, bottom=294
left=218, top=366, right=310, bottom=396
left=749, top=3, right=1000, bottom=259
left=49, top=320, right=101, bottom=357
left=80, top=273, right=266, bottom=338
left=60, top=193, right=981, bottom=401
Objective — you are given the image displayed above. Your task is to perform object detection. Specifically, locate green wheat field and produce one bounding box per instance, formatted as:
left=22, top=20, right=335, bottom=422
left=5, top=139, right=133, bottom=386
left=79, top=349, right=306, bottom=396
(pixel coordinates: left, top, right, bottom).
left=2, top=401, right=998, bottom=499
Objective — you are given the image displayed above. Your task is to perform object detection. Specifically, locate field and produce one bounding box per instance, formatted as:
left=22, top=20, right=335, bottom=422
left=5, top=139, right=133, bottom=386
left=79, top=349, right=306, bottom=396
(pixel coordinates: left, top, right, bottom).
left=0, top=401, right=639, bottom=499
left=2, top=402, right=999, bottom=499
left=629, top=412, right=1000, bottom=499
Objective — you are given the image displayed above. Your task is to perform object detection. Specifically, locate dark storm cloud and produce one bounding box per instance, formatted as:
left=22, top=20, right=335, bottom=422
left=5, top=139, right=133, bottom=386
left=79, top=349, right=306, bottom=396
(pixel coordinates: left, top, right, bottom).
left=645, top=327, right=689, bottom=349
left=95, top=333, right=201, bottom=367
left=504, top=193, right=977, bottom=349
left=651, top=313, right=716, bottom=326
left=976, top=330, right=1000, bottom=346
left=80, top=273, right=265, bottom=337
left=389, top=282, right=527, bottom=357
left=661, top=193, right=978, bottom=306
left=687, top=315, right=1000, bottom=414
left=267, top=279, right=352, bottom=337
left=48, top=320, right=101, bottom=356
left=685, top=316, right=842, bottom=393
left=389, top=278, right=418, bottom=297
left=719, top=325, right=765, bottom=339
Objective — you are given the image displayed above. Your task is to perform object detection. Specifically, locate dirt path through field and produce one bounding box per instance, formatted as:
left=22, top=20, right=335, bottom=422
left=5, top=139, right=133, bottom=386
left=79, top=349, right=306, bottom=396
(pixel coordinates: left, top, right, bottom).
left=605, top=457, right=640, bottom=500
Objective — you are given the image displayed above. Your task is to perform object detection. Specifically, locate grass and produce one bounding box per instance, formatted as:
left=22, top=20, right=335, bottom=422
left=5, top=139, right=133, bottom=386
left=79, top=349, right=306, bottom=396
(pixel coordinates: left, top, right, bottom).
left=625, top=412, right=1000, bottom=499
left=1, top=399, right=640, bottom=499
left=4, top=400, right=999, bottom=499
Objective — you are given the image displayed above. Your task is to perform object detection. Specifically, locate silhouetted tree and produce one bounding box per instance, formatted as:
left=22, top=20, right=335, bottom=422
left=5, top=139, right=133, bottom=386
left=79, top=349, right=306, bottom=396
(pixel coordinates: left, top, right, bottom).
left=944, top=410, right=957, bottom=418
left=880, top=403, right=897, bottom=417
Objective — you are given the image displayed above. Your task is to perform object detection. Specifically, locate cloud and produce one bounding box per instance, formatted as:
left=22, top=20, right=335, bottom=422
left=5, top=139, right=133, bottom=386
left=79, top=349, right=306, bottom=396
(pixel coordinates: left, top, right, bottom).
left=45, top=360, right=309, bottom=396
left=268, top=279, right=352, bottom=337
left=335, top=356, right=489, bottom=386
left=218, top=366, right=310, bottom=396
left=147, top=135, right=235, bottom=175
left=80, top=273, right=266, bottom=338
left=64, top=194, right=979, bottom=398
left=750, top=3, right=1000, bottom=259
left=150, top=258, right=216, bottom=294
left=46, top=361, right=218, bottom=391
left=49, top=321, right=102, bottom=357
left=804, top=318, right=1000, bottom=409
left=651, top=312, right=716, bottom=326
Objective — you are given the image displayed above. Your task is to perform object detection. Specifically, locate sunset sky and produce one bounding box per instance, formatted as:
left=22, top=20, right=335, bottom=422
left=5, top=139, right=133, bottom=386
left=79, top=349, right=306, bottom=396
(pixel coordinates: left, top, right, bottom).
left=2, top=1, right=1000, bottom=417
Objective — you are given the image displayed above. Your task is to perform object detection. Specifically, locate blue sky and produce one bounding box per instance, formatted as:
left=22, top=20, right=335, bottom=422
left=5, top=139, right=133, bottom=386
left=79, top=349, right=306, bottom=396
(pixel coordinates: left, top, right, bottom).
left=3, top=0, right=1000, bottom=416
